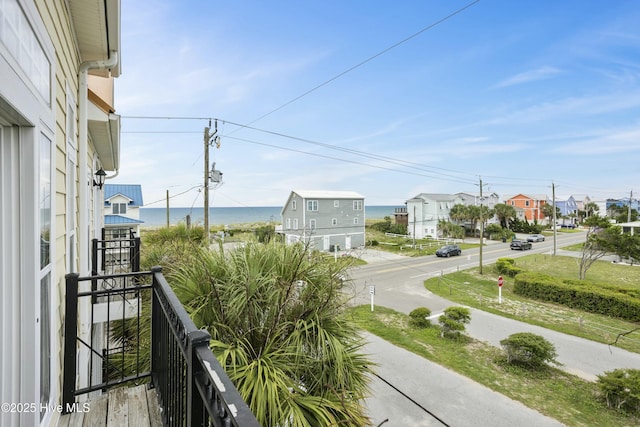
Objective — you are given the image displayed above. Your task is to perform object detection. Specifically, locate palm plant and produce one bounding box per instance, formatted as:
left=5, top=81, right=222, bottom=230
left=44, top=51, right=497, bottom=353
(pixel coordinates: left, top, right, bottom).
left=172, top=241, right=372, bottom=426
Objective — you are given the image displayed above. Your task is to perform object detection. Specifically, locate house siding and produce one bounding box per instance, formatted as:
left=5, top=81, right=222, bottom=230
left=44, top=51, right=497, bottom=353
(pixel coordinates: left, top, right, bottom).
left=281, top=191, right=365, bottom=250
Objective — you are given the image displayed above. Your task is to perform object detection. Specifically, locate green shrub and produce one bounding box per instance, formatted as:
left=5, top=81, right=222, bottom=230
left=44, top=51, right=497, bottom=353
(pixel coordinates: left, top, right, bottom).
left=438, top=306, right=471, bottom=339
left=409, top=307, right=432, bottom=328
left=514, top=272, right=640, bottom=322
left=500, top=332, right=558, bottom=368
left=597, top=369, right=640, bottom=415
left=495, top=257, right=523, bottom=277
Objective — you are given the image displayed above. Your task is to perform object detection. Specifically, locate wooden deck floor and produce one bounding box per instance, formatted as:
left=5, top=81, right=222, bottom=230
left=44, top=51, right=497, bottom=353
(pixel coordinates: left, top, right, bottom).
left=57, top=385, right=163, bottom=427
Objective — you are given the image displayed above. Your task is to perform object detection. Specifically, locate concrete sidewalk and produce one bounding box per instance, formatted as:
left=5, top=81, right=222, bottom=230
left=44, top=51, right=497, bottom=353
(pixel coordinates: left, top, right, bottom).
left=363, top=333, right=565, bottom=427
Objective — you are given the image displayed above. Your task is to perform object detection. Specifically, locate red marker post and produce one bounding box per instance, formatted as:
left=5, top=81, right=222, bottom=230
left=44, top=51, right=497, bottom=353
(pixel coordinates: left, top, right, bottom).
left=497, top=275, right=504, bottom=303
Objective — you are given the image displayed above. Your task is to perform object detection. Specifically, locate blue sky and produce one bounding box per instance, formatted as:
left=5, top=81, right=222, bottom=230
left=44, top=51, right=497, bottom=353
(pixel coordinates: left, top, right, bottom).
left=115, top=0, right=640, bottom=208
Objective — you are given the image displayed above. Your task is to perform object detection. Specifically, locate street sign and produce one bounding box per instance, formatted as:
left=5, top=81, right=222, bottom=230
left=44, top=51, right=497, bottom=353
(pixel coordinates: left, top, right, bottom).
left=370, top=285, right=375, bottom=295
left=498, top=276, right=504, bottom=287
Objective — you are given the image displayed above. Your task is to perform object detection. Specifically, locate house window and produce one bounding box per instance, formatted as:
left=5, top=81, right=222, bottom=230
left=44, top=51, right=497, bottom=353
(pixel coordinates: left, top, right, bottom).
left=332, top=218, right=337, bottom=226
left=309, top=219, right=316, bottom=230
left=293, top=218, right=298, bottom=230
left=39, top=132, right=52, bottom=415
left=525, top=200, right=530, bottom=207
left=307, top=200, right=318, bottom=211
left=112, top=203, right=127, bottom=214
left=286, top=218, right=291, bottom=229
left=511, top=201, right=515, bottom=206
left=0, top=0, right=52, bottom=104
left=334, top=200, right=339, bottom=208
left=353, top=200, right=362, bottom=210
left=292, top=200, right=297, bottom=210
left=354, top=217, right=359, bottom=225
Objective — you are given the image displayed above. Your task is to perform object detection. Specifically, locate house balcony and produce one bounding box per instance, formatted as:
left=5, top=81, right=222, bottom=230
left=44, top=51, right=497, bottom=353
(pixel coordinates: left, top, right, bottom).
left=59, top=234, right=259, bottom=426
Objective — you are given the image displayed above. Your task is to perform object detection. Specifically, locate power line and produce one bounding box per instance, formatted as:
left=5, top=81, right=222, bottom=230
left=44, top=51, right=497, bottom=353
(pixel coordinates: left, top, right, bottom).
left=241, top=0, right=482, bottom=127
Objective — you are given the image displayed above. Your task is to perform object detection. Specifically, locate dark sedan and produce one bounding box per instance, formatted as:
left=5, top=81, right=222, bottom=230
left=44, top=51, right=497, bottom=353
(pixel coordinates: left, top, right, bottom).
left=510, top=240, right=532, bottom=250
left=436, top=244, right=462, bottom=257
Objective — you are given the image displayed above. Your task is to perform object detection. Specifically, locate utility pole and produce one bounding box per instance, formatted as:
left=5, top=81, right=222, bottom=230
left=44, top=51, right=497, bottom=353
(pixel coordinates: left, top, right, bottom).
left=552, top=182, right=557, bottom=256
left=203, top=120, right=221, bottom=244
left=629, top=190, right=633, bottom=223
left=166, top=189, right=170, bottom=228
left=413, top=205, right=416, bottom=249
left=479, top=177, right=484, bottom=274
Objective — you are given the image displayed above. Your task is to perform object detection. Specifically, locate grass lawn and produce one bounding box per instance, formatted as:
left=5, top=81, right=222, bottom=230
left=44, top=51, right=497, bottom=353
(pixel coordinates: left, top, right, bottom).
left=423, top=255, right=640, bottom=354
left=348, top=306, right=638, bottom=427
left=365, top=227, right=478, bottom=257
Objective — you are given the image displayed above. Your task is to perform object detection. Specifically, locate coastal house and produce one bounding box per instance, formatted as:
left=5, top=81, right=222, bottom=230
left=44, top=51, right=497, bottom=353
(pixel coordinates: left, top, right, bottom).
left=0, top=1, right=256, bottom=426
left=406, top=193, right=464, bottom=239
left=504, top=194, right=549, bottom=222
left=556, top=195, right=579, bottom=226
left=405, top=192, right=499, bottom=239
left=103, top=184, right=145, bottom=237
left=280, top=190, right=366, bottom=251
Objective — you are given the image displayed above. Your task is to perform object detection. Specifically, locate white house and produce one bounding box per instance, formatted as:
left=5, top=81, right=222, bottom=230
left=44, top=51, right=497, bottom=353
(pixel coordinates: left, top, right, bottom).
left=103, top=184, right=145, bottom=237
left=0, top=1, right=122, bottom=425
left=406, top=193, right=464, bottom=239
left=280, top=190, right=366, bottom=251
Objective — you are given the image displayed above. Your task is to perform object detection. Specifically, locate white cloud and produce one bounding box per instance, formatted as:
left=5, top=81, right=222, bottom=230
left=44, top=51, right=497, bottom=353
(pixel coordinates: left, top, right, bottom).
left=493, top=66, right=562, bottom=88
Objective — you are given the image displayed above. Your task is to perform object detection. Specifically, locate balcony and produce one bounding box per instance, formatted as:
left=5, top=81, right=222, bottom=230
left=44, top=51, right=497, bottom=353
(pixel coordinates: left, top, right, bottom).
left=59, top=233, right=259, bottom=426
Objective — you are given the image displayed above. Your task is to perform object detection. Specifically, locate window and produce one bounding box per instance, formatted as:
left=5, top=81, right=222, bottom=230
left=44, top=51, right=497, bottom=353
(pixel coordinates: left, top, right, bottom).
left=0, top=0, right=52, bottom=104
left=332, top=218, right=337, bottom=226
left=353, top=200, right=362, bottom=210
left=307, top=200, right=318, bottom=211
left=354, top=217, right=359, bottom=225
left=286, top=218, right=291, bottom=229
left=525, top=200, right=530, bottom=207
left=39, top=132, right=52, bottom=415
left=112, top=203, right=127, bottom=214
left=511, top=201, right=515, bottom=206
left=309, top=219, right=316, bottom=230
left=334, top=200, right=339, bottom=208
left=292, top=200, right=297, bottom=210
left=293, top=218, right=298, bottom=230
left=66, top=86, right=77, bottom=273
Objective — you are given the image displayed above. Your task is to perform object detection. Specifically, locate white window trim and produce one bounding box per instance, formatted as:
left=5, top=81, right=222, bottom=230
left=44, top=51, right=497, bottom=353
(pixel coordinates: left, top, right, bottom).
left=307, top=200, right=318, bottom=211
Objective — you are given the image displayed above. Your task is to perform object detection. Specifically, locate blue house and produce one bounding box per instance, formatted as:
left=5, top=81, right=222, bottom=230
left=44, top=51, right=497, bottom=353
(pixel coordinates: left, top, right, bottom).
left=103, top=184, right=145, bottom=237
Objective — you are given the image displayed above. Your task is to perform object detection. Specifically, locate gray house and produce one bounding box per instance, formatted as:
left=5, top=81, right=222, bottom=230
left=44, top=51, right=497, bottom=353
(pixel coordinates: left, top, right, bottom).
left=280, top=190, right=365, bottom=251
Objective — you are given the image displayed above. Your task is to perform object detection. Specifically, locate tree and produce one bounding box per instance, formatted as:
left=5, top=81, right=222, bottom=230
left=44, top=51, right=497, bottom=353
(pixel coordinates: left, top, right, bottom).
left=541, top=203, right=561, bottom=221
left=500, top=332, right=558, bottom=369
left=438, top=306, right=471, bottom=339
left=493, top=203, right=516, bottom=229
left=584, top=202, right=600, bottom=218
left=578, top=216, right=618, bottom=279
left=449, top=204, right=468, bottom=224
left=409, top=307, right=432, bottom=328
left=172, top=241, right=372, bottom=426
left=438, top=219, right=464, bottom=240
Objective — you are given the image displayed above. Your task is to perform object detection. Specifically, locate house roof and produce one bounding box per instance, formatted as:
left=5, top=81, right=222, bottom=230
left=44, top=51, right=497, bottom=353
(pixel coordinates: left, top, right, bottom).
left=104, top=184, right=144, bottom=206
left=104, top=215, right=144, bottom=225
left=409, top=193, right=460, bottom=202
left=293, top=190, right=364, bottom=199
left=504, top=194, right=549, bottom=201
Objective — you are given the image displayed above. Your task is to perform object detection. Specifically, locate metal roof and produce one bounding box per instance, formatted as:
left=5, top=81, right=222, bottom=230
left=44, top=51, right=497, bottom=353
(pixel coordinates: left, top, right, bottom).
left=104, top=184, right=144, bottom=206
left=104, top=214, right=144, bottom=225
left=293, top=190, right=364, bottom=199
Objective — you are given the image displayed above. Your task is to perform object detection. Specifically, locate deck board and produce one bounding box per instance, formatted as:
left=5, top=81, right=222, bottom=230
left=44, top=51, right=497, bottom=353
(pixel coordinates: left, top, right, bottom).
left=57, top=384, right=162, bottom=427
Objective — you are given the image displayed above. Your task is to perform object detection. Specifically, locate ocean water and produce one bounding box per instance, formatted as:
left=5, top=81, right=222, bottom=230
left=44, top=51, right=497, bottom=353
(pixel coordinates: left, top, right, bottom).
left=139, top=206, right=402, bottom=227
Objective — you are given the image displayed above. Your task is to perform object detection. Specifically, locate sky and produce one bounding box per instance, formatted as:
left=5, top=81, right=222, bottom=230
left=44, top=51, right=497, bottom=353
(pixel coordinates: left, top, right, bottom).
left=114, top=0, right=640, bottom=208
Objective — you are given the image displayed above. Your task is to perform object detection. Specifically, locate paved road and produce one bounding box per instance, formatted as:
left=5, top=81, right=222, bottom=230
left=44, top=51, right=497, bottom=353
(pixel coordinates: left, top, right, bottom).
left=363, top=333, right=565, bottom=427
left=346, top=233, right=640, bottom=425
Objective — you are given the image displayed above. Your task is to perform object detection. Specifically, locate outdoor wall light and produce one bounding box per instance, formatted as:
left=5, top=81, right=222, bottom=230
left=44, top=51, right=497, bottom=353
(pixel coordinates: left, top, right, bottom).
left=93, top=168, right=106, bottom=189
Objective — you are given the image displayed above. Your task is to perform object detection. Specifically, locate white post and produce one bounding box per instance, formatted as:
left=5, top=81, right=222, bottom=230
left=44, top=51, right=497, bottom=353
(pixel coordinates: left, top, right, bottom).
left=499, top=286, right=502, bottom=304
left=370, top=285, right=375, bottom=312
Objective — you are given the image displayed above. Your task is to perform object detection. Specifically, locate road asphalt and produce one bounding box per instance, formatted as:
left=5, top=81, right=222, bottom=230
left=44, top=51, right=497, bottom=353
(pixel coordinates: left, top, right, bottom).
left=348, top=245, right=640, bottom=426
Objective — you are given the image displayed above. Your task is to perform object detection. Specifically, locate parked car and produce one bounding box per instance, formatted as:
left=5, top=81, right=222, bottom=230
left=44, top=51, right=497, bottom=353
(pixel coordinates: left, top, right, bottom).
left=510, top=240, right=532, bottom=250
left=527, top=234, right=545, bottom=242
left=436, top=244, right=462, bottom=257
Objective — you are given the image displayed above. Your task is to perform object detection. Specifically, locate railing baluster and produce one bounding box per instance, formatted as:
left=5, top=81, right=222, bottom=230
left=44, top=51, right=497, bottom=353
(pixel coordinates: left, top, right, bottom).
left=62, top=273, right=79, bottom=414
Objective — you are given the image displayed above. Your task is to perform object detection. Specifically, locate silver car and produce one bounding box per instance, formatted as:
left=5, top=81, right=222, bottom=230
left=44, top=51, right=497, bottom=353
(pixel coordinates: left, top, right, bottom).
left=527, top=234, right=545, bottom=242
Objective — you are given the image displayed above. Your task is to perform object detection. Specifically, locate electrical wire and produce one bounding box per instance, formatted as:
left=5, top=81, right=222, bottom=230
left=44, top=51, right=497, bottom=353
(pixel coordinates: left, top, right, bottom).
left=240, top=0, right=482, bottom=128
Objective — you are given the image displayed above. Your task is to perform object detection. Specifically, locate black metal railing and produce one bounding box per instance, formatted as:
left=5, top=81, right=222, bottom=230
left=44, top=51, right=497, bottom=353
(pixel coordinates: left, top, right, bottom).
left=93, top=229, right=141, bottom=276
left=62, top=267, right=260, bottom=426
